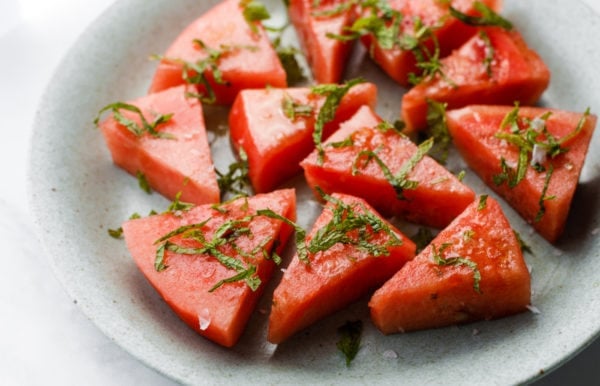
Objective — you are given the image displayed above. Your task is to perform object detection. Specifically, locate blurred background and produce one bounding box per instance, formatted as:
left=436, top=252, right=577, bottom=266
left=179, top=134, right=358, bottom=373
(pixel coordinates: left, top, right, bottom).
left=0, top=0, right=598, bottom=384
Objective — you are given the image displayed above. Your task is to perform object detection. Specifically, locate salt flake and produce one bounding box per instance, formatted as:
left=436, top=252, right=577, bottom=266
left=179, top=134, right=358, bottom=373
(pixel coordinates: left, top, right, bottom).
left=527, top=304, right=541, bottom=314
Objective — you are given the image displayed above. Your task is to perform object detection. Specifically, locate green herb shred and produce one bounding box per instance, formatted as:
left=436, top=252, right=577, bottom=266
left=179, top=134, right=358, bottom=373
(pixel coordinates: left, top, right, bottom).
left=477, top=194, right=488, bottom=211
left=94, top=102, right=175, bottom=139
left=312, top=1, right=356, bottom=18
left=534, top=164, right=555, bottom=223
left=513, top=230, right=533, bottom=255
left=478, top=30, right=495, bottom=77
left=432, top=243, right=481, bottom=293
left=153, top=216, right=266, bottom=292
left=352, top=136, right=433, bottom=200
left=307, top=189, right=403, bottom=259
left=281, top=93, right=314, bottom=121
left=136, top=171, right=152, bottom=194
left=449, top=1, right=513, bottom=30
left=108, top=227, right=124, bottom=239
left=153, top=41, right=256, bottom=104
left=424, top=99, right=452, bottom=164
left=240, top=0, right=271, bottom=33
left=274, top=42, right=306, bottom=85
left=256, top=209, right=309, bottom=263
left=337, top=320, right=363, bottom=367
left=311, top=78, right=365, bottom=163
left=216, top=147, right=252, bottom=199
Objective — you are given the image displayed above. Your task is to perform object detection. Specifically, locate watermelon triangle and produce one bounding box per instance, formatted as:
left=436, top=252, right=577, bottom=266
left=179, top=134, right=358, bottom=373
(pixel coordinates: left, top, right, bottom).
left=301, top=105, right=475, bottom=228
left=268, top=192, right=415, bottom=343
left=446, top=105, right=597, bottom=242
left=289, top=0, right=356, bottom=83
left=122, top=189, right=296, bottom=347
left=148, top=0, right=286, bottom=104
left=402, top=27, right=550, bottom=132
left=369, top=196, right=531, bottom=333
left=98, top=85, right=220, bottom=205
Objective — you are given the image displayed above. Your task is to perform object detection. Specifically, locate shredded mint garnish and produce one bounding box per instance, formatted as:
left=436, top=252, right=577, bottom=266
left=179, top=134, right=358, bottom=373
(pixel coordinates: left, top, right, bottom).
left=94, top=102, right=175, bottom=139
left=240, top=0, right=271, bottom=33
left=534, top=164, right=555, bottom=223
left=449, top=1, right=512, bottom=30
left=352, top=137, right=434, bottom=200
left=513, top=230, right=533, bottom=255
left=492, top=105, right=589, bottom=221
left=166, top=190, right=195, bottom=215
left=153, top=214, right=270, bottom=292
left=477, top=195, right=488, bottom=211
left=136, top=171, right=152, bottom=194
left=424, top=99, right=451, bottom=164
left=311, top=0, right=357, bottom=18
left=337, top=320, right=363, bottom=367
left=281, top=93, right=314, bottom=121
left=216, top=147, right=252, bottom=199
left=274, top=42, right=306, bottom=85
left=478, top=30, right=495, bottom=77
left=153, top=41, right=256, bottom=104
left=432, top=243, right=481, bottom=293
left=311, top=78, right=365, bottom=163
left=256, top=208, right=308, bottom=263
left=463, top=229, right=476, bottom=242
left=308, top=189, right=403, bottom=258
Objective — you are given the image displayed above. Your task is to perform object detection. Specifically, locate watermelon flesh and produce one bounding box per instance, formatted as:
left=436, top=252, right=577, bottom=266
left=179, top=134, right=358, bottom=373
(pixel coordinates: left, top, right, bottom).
left=402, top=27, right=551, bottom=132
left=98, top=85, right=219, bottom=205
left=446, top=105, right=596, bottom=242
left=148, top=0, right=286, bottom=104
left=122, top=189, right=297, bottom=347
left=268, top=192, right=416, bottom=344
left=301, top=105, right=475, bottom=228
left=369, top=196, right=531, bottom=333
left=289, top=0, right=357, bottom=83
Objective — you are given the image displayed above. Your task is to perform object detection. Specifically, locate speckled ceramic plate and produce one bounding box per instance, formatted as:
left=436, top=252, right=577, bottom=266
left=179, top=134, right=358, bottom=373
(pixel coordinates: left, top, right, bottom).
left=29, top=0, right=600, bottom=384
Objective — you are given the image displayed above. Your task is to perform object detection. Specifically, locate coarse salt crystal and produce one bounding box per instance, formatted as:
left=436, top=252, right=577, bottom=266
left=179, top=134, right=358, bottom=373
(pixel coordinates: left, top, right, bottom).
left=530, top=144, right=547, bottom=167
left=198, top=308, right=211, bottom=330
left=591, top=228, right=600, bottom=236
left=530, top=117, right=546, bottom=132
left=383, top=350, right=398, bottom=359
left=472, top=329, right=480, bottom=336
left=527, top=305, right=541, bottom=314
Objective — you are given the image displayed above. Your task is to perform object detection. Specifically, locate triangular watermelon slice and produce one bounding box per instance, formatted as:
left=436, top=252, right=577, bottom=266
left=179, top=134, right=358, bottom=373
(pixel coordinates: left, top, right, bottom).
left=402, top=27, right=550, bottom=132
left=360, top=0, right=501, bottom=87
left=289, top=0, right=357, bottom=83
left=148, top=0, right=286, bottom=104
left=369, top=195, right=531, bottom=334
left=97, top=85, right=219, bottom=205
left=228, top=81, right=377, bottom=193
left=122, top=189, right=296, bottom=347
left=268, top=192, right=415, bottom=344
left=446, top=105, right=596, bottom=242
left=301, top=105, right=475, bottom=228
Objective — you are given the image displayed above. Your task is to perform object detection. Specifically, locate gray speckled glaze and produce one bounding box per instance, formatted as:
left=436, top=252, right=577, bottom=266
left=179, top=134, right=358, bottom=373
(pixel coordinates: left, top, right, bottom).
left=28, top=0, right=600, bottom=384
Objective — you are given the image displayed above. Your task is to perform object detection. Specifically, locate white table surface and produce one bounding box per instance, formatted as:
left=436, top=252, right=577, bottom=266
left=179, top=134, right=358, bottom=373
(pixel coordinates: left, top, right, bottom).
left=1, top=0, right=598, bottom=384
